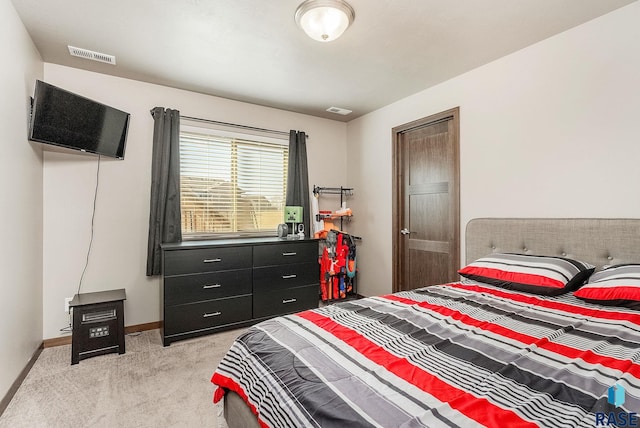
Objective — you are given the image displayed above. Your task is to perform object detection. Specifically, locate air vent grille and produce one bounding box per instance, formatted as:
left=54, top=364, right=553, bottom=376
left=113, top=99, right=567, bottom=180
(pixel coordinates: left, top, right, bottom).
left=68, top=46, right=116, bottom=65
left=326, top=106, right=352, bottom=115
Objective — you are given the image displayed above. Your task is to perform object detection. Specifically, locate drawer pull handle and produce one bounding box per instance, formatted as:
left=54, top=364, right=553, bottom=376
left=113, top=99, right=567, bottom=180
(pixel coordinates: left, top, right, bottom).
left=203, top=312, right=222, bottom=318
left=203, top=258, right=222, bottom=263
left=282, top=274, right=297, bottom=279
left=203, top=284, right=222, bottom=289
left=282, top=298, right=297, bottom=304
left=282, top=252, right=297, bottom=256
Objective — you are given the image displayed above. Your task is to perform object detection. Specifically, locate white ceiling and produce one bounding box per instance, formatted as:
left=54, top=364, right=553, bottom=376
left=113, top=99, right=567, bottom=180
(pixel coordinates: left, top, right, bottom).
left=10, top=0, right=636, bottom=121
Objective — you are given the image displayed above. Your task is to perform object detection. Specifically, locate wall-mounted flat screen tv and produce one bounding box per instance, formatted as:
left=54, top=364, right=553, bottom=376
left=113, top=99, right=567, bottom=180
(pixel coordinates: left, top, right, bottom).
left=29, top=80, right=130, bottom=160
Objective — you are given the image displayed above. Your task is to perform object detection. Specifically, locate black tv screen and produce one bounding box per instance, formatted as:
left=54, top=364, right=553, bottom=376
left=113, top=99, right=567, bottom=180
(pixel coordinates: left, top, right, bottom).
left=29, top=80, right=130, bottom=159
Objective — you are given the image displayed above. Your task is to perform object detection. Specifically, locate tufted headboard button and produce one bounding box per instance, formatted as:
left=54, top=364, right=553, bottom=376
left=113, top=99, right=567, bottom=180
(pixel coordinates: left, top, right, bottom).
left=561, top=252, right=567, bottom=257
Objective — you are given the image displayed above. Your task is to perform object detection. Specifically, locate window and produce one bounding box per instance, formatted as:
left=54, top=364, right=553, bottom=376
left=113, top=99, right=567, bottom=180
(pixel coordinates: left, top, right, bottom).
left=179, top=125, right=288, bottom=238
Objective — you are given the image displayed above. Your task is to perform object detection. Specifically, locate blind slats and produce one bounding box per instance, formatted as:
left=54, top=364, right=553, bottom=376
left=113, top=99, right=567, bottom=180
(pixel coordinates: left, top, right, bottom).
left=179, top=129, right=288, bottom=236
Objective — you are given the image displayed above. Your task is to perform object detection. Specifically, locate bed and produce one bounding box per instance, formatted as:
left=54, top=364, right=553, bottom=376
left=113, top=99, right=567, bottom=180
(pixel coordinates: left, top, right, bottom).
left=211, top=218, right=640, bottom=427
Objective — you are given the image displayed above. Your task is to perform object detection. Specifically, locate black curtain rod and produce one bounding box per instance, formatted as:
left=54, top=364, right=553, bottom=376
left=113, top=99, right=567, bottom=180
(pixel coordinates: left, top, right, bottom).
left=181, top=115, right=299, bottom=138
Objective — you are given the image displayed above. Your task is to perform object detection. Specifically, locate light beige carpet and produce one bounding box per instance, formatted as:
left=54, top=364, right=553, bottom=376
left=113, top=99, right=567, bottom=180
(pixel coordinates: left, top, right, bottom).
left=0, top=328, right=245, bottom=428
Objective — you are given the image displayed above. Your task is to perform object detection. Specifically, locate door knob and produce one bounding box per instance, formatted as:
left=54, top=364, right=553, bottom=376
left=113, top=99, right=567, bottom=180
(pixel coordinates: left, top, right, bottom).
left=400, top=228, right=411, bottom=235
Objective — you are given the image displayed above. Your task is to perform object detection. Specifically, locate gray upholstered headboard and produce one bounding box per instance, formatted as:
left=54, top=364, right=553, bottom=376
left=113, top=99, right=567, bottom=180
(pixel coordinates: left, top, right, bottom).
left=465, top=218, right=640, bottom=268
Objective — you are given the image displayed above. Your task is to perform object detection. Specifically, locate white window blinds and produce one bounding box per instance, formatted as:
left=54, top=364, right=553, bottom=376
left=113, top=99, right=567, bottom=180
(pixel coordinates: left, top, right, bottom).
left=179, top=128, right=288, bottom=237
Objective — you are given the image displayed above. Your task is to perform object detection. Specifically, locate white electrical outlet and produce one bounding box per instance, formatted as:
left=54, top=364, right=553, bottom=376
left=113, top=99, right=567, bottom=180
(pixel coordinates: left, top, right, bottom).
left=64, top=297, right=73, bottom=313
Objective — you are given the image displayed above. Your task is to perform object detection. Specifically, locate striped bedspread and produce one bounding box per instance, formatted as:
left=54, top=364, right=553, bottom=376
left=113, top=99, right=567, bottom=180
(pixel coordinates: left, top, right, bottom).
left=211, top=282, right=640, bottom=427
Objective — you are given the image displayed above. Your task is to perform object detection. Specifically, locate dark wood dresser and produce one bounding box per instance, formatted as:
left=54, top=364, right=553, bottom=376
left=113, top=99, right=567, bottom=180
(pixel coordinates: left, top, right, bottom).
left=160, top=237, right=319, bottom=346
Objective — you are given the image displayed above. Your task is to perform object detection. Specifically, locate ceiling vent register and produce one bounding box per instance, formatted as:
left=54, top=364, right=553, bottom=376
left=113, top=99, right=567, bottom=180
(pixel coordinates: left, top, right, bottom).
left=68, top=45, right=116, bottom=65
left=326, top=106, right=352, bottom=115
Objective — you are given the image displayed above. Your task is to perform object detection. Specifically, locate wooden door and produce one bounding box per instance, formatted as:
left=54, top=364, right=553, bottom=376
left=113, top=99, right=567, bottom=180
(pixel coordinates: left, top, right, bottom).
left=392, top=108, right=460, bottom=292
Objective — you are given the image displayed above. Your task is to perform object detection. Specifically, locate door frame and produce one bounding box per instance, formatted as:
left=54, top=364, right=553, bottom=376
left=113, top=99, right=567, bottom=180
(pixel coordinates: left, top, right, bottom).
left=392, top=107, right=460, bottom=293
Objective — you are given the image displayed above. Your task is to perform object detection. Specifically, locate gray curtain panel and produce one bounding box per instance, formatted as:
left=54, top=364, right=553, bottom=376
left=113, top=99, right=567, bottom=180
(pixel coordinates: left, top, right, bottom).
left=286, top=130, right=311, bottom=236
left=146, top=107, right=182, bottom=276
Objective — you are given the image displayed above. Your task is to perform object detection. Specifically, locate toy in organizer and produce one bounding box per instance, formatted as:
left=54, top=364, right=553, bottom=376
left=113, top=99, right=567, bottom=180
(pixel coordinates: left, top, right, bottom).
left=320, top=230, right=357, bottom=301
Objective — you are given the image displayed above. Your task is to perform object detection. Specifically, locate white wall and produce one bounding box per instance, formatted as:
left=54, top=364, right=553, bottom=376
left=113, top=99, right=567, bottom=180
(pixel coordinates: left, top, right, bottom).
left=346, top=2, right=640, bottom=297
left=0, top=0, right=44, bottom=400
left=42, top=64, right=347, bottom=339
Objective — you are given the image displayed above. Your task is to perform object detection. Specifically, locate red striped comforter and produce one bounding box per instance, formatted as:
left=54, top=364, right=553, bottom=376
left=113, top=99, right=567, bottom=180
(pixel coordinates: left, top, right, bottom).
left=211, top=282, right=640, bottom=427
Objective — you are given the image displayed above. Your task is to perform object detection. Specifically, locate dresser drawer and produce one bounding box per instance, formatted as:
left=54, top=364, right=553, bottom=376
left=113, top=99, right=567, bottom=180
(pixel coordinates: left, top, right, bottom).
left=253, top=241, right=318, bottom=267
left=164, top=295, right=252, bottom=336
left=253, top=262, right=319, bottom=292
left=253, top=285, right=318, bottom=319
left=163, top=246, right=251, bottom=275
left=164, top=269, right=252, bottom=305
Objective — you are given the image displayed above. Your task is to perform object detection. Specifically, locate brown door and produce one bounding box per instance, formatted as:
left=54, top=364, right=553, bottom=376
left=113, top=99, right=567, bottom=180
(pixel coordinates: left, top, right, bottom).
left=392, top=108, right=460, bottom=292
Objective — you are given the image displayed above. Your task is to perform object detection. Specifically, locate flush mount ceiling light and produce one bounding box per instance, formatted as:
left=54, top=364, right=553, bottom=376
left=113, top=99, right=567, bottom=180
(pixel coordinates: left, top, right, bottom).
left=295, top=0, right=355, bottom=42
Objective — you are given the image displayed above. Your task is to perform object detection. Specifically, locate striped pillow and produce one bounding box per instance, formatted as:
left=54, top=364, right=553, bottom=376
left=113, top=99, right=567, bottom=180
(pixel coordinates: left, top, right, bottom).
left=458, top=253, right=594, bottom=296
left=574, top=264, right=640, bottom=308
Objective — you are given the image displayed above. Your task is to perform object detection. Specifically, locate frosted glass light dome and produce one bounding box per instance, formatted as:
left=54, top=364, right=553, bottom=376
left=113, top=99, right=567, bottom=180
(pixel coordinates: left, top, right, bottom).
left=295, top=0, right=355, bottom=42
